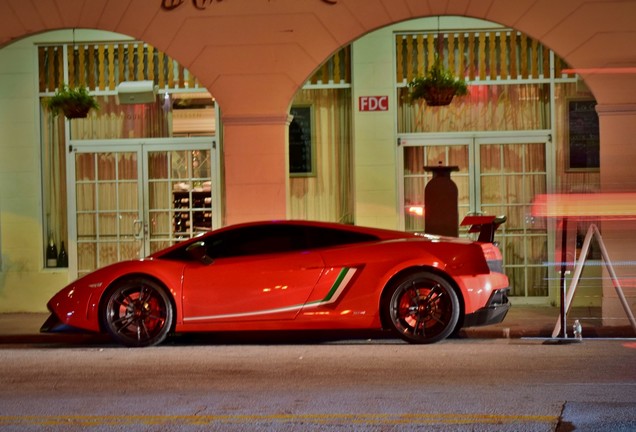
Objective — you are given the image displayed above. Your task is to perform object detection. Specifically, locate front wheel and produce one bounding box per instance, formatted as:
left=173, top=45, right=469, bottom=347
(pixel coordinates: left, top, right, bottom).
left=101, top=277, right=174, bottom=347
left=382, top=271, right=460, bottom=344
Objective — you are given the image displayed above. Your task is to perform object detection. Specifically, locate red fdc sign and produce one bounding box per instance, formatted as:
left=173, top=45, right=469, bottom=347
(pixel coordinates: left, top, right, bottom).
left=359, top=95, right=389, bottom=112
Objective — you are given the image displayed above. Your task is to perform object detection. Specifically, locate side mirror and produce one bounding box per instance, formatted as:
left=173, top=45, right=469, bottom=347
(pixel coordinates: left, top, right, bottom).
left=185, top=241, right=213, bottom=265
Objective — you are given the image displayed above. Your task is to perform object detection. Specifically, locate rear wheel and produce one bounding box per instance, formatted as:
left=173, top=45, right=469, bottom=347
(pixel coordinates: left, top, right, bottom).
left=101, top=277, right=173, bottom=347
left=383, top=271, right=459, bottom=344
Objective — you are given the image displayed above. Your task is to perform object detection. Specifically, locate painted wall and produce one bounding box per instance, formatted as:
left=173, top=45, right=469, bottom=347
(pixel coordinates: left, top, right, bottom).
left=0, top=1, right=633, bottom=231
left=351, top=26, right=397, bottom=229
left=0, top=30, right=130, bottom=312
left=597, top=106, right=636, bottom=325
left=2, top=1, right=635, bottom=226
left=0, top=33, right=66, bottom=311
left=352, top=17, right=502, bottom=230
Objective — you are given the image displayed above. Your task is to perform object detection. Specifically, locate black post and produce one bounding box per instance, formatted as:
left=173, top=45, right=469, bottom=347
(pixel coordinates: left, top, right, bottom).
left=560, top=217, right=568, bottom=338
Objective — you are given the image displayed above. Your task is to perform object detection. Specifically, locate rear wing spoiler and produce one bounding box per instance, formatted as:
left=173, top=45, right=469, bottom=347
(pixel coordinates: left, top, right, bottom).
left=461, top=215, right=507, bottom=243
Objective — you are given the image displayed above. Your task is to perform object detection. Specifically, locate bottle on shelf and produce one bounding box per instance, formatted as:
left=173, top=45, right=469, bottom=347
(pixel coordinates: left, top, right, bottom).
left=46, top=236, right=58, bottom=268
left=58, top=241, right=68, bottom=268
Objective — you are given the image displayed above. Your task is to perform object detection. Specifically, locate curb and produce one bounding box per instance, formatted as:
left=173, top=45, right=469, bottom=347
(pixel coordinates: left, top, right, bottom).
left=0, top=326, right=633, bottom=346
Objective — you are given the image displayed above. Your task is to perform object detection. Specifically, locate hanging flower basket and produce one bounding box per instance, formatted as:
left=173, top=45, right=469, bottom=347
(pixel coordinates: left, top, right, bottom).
left=408, top=58, right=469, bottom=107
left=60, top=102, right=93, bottom=119
left=44, top=84, right=99, bottom=119
left=420, top=86, right=458, bottom=107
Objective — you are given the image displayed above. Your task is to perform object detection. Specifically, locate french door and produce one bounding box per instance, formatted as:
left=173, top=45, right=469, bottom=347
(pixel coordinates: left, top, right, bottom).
left=67, top=138, right=219, bottom=278
left=398, top=132, right=552, bottom=299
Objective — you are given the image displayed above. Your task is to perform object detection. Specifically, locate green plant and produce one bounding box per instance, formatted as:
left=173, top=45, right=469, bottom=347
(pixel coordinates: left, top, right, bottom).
left=408, top=58, right=469, bottom=106
left=44, top=84, right=99, bottom=118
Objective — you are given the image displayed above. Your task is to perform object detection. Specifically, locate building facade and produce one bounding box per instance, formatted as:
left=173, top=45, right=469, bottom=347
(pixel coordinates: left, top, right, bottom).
left=0, top=1, right=635, bottom=325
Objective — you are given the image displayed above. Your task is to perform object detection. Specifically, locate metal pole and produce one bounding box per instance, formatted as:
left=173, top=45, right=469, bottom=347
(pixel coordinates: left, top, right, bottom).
left=559, top=217, right=568, bottom=338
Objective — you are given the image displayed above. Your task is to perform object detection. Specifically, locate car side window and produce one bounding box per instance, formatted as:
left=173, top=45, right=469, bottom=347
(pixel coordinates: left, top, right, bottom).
left=302, top=226, right=379, bottom=249
left=206, top=225, right=306, bottom=259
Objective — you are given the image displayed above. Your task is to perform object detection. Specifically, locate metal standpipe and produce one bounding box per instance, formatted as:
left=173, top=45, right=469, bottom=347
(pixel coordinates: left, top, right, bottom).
left=423, top=164, right=459, bottom=237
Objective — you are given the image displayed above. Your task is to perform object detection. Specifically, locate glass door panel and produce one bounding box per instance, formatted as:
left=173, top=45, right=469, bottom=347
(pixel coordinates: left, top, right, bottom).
left=476, top=138, right=549, bottom=298
left=403, top=176, right=426, bottom=232
left=68, top=138, right=218, bottom=279
left=526, top=143, right=547, bottom=172
left=400, top=138, right=471, bottom=233
left=403, top=147, right=426, bottom=175
left=399, top=134, right=550, bottom=299
left=146, top=146, right=215, bottom=254
left=74, top=150, right=142, bottom=277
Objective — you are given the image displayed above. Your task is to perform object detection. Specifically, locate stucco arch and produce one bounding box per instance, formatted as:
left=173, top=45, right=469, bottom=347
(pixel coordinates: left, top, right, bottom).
left=1, top=0, right=635, bottom=225
left=2, top=0, right=636, bottom=117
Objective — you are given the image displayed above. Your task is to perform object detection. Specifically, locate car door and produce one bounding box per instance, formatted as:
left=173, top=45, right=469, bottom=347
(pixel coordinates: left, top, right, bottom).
left=181, top=225, right=325, bottom=323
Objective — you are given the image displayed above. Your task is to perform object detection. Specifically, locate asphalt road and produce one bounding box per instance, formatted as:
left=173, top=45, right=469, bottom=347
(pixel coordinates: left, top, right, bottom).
left=0, top=337, right=635, bottom=431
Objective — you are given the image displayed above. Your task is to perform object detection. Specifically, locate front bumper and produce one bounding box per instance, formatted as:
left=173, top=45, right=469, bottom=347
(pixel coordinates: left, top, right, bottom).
left=463, top=288, right=510, bottom=327
left=40, top=313, right=90, bottom=334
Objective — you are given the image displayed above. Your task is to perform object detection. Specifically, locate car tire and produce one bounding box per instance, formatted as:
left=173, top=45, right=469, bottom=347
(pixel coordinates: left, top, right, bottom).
left=101, top=276, right=174, bottom=347
left=382, top=271, right=460, bottom=344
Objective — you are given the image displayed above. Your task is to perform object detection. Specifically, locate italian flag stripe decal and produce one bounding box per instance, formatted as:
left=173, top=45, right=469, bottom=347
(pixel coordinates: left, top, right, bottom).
left=305, top=267, right=357, bottom=307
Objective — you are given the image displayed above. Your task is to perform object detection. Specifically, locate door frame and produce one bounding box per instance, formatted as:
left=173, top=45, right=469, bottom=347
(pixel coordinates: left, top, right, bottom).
left=398, top=130, right=553, bottom=219
left=66, top=137, right=220, bottom=279
left=397, top=130, right=555, bottom=304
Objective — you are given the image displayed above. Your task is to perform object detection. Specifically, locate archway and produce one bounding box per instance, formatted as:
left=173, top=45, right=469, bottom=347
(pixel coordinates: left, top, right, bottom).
left=0, top=28, right=221, bottom=309
left=4, top=1, right=633, bottom=117
left=2, top=2, right=634, bottom=228
left=346, top=15, right=601, bottom=305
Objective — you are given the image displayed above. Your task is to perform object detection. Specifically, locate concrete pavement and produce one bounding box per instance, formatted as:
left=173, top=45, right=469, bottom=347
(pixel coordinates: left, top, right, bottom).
left=0, top=305, right=633, bottom=344
left=460, top=305, right=635, bottom=339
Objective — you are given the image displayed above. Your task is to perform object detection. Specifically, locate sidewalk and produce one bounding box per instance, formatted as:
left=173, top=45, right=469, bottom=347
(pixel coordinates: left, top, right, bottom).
left=462, top=305, right=635, bottom=339
left=0, top=306, right=633, bottom=344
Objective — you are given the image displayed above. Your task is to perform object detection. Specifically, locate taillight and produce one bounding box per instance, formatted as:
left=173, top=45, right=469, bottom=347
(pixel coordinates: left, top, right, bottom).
left=480, top=242, right=504, bottom=273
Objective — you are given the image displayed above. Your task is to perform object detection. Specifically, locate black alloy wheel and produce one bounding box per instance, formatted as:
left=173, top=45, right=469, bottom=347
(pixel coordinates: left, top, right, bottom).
left=102, top=277, right=174, bottom=347
left=383, top=271, right=460, bottom=344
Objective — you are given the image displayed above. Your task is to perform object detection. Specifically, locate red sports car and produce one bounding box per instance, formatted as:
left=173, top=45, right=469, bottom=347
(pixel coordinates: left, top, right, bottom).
left=41, top=220, right=510, bottom=347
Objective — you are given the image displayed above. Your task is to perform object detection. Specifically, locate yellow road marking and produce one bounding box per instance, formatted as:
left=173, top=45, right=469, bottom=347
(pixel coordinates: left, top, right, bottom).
left=0, top=413, right=558, bottom=427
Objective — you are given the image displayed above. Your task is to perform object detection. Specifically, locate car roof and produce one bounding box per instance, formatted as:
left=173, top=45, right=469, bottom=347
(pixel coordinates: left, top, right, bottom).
left=224, top=220, right=416, bottom=239
left=150, top=220, right=417, bottom=258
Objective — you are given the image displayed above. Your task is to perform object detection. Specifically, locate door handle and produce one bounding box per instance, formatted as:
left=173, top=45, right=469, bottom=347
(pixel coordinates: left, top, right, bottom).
left=133, top=219, right=144, bottom=240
